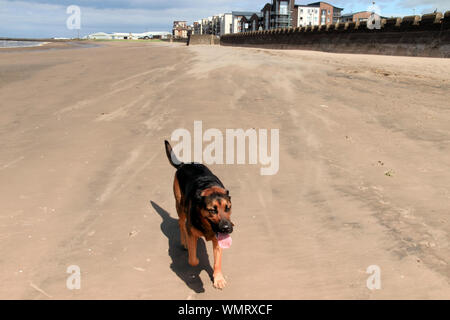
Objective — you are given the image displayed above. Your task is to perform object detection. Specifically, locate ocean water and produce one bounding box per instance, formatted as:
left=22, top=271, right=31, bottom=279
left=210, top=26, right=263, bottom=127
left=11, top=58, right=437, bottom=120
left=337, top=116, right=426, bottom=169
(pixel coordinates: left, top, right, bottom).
left=0, top=40, right=45, bottom=48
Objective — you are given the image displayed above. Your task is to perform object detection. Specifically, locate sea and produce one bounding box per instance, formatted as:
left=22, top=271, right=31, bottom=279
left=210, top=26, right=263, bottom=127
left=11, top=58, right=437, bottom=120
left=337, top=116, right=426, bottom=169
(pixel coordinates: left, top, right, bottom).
left=0, top=40, right=46, bottom=48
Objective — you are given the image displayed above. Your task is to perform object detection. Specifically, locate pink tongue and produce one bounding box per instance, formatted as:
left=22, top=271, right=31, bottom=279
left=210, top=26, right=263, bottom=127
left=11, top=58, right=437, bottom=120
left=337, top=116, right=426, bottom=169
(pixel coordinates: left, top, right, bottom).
left=217, top=233, right=232, bottom=249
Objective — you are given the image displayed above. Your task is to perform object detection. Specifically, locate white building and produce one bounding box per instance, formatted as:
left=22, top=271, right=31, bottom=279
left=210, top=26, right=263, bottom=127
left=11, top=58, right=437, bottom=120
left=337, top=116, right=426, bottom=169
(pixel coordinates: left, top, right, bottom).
left=87, top=31, right=171, bottom=40
left=193, top=13, right=236, bottom=35
left=220, top=13, right=233, bottom=35
left=87, top=32, right=112, bottom=40
left=296, top=5, right=320, bottom=27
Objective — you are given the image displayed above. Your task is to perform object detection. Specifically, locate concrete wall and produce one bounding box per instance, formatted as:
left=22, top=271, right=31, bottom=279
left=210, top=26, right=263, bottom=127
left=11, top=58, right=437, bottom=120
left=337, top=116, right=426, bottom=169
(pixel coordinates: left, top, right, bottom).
left=220, top=12, right=450, bottom=58
left=188, top=34, right=220, bottom=46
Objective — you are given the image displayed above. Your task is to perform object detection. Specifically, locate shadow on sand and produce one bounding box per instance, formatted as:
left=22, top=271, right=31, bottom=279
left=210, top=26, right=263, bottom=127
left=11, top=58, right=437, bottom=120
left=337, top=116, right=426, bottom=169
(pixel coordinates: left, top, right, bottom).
left=150, top=201, right=214, bottom=293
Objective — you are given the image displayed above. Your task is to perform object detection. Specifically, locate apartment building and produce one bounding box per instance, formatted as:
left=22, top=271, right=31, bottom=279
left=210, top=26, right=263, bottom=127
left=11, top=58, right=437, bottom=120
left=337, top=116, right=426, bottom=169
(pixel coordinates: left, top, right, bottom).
left=192, top=21, right=202, bottom=35
left=306, top=2, right=343, bottom=25
left=220, top=13, right=234, bottom=35
left=238, top=12, right=264, bottom=32
left=260, top=1, right=342, bottom=31
left=212, top=15, right=221, bottom=35
left=190, top=1, right=343, bottom=35
left=172, top=21, right=189, bottom=38
left=270, top=0, right=296, bottom=29
left=201, top=17, right=212, bottom=34
left=295, top=5, right=320, bottom=27
left=232, top=11, right=260, bottom=33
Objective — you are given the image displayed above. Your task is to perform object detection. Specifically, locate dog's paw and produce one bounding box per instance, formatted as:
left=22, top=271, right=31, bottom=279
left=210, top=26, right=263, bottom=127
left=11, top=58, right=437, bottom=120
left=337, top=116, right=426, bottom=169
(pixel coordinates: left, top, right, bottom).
left=213, top=272, right=227, bottom=289
left=188, top=257, right=199, bottom=266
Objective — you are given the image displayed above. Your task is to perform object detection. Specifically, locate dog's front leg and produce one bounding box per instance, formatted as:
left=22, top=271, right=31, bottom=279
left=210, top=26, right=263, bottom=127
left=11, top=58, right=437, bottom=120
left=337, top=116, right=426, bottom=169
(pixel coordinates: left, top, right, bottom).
left=212, top=238, right=226, bottom=289
left=187, top=234, right=199, bottom=266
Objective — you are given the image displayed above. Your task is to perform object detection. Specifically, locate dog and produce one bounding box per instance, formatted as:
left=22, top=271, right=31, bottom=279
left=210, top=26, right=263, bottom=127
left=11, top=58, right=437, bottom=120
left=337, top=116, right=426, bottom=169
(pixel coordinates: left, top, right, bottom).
left=164, top=140, right=234, bottom=289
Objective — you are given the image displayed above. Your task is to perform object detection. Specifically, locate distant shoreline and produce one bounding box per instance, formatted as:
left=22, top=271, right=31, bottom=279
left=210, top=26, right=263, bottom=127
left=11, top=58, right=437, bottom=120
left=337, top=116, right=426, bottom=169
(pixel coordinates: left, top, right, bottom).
left=0, top=37, right=72, bottom=42
left=0, top=39, right=100, bottom=52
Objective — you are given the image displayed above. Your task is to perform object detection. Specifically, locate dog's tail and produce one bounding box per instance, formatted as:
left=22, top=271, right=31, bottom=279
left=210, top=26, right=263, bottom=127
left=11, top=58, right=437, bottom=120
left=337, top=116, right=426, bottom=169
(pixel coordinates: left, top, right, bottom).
left=164, top=140, right=183, bottom=169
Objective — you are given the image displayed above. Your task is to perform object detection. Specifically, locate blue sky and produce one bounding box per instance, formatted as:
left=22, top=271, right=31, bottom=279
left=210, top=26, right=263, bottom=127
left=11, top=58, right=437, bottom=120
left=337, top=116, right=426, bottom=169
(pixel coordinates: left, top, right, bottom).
left=0, top=0, right=448, bottom=38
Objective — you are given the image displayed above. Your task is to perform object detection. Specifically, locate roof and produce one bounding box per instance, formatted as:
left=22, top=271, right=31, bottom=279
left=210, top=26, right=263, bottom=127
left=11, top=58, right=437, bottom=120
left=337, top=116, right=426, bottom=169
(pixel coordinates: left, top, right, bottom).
left=296, top=4, right=320, bottom=8
left=341, top=11, right=377, bottom=17
left=262, top=3, right=272, bottom=11
left=307, top=2, right=344, bottom=10
left=232, top=11, right=259, bottom=16
left=250, top=13, right=263, bottom=20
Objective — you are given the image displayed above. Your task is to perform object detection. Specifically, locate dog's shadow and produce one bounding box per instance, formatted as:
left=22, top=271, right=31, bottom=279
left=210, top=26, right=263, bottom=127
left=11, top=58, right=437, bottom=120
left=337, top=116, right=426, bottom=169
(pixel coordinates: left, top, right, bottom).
left=150, top=201, right=214, bottom=293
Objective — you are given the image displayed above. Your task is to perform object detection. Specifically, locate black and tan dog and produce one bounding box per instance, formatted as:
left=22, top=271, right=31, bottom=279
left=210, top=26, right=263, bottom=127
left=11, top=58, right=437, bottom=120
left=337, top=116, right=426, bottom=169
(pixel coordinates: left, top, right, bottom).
left=164, top=140, right=234, bottom=289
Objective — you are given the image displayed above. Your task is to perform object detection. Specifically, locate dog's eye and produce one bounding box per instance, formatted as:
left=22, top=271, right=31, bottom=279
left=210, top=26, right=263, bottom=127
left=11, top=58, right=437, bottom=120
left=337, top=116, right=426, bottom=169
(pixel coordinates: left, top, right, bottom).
left=208, top=209, right=218, bottom=214
left=225, top=205, right=231, bottom=212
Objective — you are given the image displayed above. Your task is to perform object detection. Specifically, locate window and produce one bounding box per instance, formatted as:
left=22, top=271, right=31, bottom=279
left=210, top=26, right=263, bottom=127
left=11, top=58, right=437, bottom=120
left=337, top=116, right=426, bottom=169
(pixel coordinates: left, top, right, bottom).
left=279, top=1, right=288, bottom=14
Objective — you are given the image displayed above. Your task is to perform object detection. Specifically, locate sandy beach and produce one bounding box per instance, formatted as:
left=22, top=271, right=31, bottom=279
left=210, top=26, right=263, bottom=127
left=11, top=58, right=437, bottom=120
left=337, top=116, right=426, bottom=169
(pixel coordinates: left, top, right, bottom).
left=0, top=41, right=449, bottom=299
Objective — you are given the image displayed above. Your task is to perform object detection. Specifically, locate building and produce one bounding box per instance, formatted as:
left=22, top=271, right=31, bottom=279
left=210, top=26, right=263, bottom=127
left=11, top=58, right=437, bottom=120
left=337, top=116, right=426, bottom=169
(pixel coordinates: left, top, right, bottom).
left=295, top=5, right=320, bottom=27
left=190, top=14, right=233, bottom=36
left=212, top=15, right=222, bottom=35
left=201, top=17, right=213, bottom=34
left=173, top=21, right=189, bottom=38
left=340, top=11, right=381, bottom=23
left=238, top=12, right=264, bottom=32
left=235, top=1, right=297, bottom=33
left=191, top=1, right=343, bottom=34
left=232, top=11, right=260, bottom=33
left=87, top=31, right=171, bottom=40
left=270, top=0, right=296, bottom=29
left=111, top=32, right=134, bottom=40
left=87, top=32, right=112, bottom=40
left=258, top=0, right=296, bottom=30
left=261, top=1, right=343, bottom=30
left=306, top=2, right=343, bottom=25
left=220, top=13, right=234, bottom=35
left=192, top=21, right=202, bottom=35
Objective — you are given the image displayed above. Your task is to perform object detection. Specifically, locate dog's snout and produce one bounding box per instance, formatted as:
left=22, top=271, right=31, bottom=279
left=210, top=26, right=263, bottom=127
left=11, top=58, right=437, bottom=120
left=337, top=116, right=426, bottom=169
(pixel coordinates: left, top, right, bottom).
left=219, top=220, right=233, bottom=234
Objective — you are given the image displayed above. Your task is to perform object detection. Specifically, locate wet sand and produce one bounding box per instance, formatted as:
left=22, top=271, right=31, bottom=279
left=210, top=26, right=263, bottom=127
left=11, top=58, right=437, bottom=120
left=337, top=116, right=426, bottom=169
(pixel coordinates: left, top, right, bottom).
left=0, top=41, right=449, bottom=299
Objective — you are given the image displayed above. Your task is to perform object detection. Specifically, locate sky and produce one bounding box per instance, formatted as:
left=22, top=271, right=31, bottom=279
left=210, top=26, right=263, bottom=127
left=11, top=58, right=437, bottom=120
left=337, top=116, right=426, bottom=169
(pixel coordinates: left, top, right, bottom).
left=0, top=0, right=448, bottom=38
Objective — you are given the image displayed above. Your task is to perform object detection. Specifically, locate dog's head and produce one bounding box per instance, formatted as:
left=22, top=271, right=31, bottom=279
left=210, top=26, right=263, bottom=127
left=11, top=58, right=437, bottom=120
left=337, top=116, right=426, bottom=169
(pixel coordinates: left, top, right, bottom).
left=197, top=187, right=233, bottom=234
